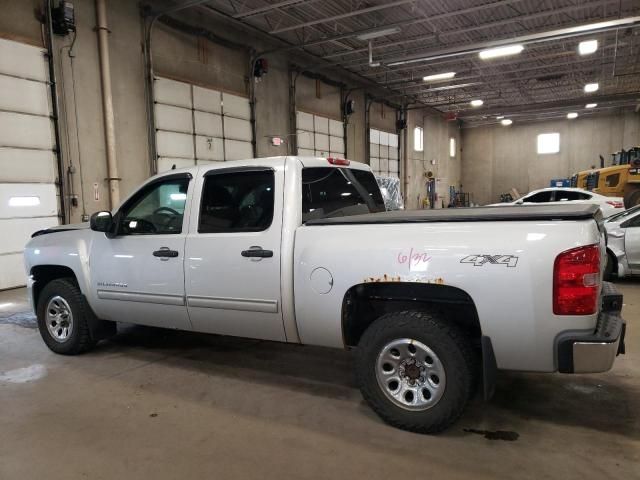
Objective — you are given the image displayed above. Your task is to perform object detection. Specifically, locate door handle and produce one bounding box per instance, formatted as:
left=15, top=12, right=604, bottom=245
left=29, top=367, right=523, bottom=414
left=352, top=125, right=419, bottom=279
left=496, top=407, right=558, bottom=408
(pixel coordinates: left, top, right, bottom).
left=241, top=246, right=273, bottom=258
left=153, top=247, right=179, bottom=259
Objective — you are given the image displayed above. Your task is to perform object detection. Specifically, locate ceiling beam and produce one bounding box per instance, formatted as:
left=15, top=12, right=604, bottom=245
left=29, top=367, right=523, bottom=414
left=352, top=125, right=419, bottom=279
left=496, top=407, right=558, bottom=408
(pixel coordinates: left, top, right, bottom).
left=269, top=0, right=416, bottom=34
left=380, top=51, right=630, bottom=93
left=266, top=0, right=526, bottom=46
left=320, top=0, right=617, bottom=62
left=445, top=92, right=640, bottom=116
left=383, top=16, right=640, bottom=66
left=232, top=0, right=313, bottom=19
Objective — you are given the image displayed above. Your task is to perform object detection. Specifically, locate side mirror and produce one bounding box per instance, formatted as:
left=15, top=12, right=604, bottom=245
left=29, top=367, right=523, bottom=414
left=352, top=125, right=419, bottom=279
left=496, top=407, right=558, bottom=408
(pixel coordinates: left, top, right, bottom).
left=515, top=199, right=524, bottom=205
left=90, top=211, right=114, bottom=233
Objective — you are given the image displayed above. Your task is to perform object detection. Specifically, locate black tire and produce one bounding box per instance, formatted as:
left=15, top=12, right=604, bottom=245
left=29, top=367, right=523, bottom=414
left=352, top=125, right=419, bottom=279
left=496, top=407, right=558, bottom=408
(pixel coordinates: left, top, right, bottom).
left=356, top=310, right=476, bottom=434
left=604, top=251, right=616, bottom=281
left=623, top=186, right=640, bottom=209
left=37, top=278, right=96, bottom=355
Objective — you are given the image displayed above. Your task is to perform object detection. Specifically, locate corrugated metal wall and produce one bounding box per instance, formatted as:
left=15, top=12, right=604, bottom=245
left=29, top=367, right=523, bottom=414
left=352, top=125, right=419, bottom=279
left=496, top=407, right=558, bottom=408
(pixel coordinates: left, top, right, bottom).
left=296, top=110, right=345, bottom=158
left=154, top=76, right=253, bottom=173
left=0, top=38, right=59, bottom=289
left=369, top=128, right=400, bottom=178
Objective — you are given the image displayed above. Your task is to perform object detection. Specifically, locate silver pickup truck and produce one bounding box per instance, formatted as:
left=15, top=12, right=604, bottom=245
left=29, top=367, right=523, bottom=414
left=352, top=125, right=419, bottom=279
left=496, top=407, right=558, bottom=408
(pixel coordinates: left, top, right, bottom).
left=24, top=156, right=626, bottom=433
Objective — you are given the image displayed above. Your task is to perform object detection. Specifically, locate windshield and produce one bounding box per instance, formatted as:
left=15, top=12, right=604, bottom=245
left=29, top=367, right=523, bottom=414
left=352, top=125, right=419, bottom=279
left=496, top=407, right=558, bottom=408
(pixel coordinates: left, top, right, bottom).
left=606, top=205, right=640, bottom=222
left=302, top=167, right=386, bottom=222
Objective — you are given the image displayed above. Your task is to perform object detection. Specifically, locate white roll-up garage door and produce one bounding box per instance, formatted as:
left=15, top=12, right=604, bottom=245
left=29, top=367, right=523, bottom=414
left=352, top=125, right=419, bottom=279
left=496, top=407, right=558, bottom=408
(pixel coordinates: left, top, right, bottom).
left=0, top=38, right=59, bottom=290
left=296, top=111, right=345, bottom=158
left=369, top=128, right=400, bottom=178
left=154, top=77, right=253, bottom=173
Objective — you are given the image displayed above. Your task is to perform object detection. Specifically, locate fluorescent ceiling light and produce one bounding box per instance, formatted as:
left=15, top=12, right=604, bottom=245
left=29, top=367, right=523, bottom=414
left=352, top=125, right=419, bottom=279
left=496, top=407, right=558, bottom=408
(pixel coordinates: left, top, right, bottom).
left=584, top=82, right=599, bottom=93
left=479, top=44, right=524, bottom=60
left=578, top=39, right=598, bottom=55
left=496, top=116, right=504, bottom=119
left=356, top=27, right=401, bottom=41
left=9, top=196, right=40, bottom=207
left=470, top=99, right=484, bottom=107
left=567, top=112, right=578, bottom=119
left=423, top=72, right=456, bottom=82
left=501, top=119, right=513, bottom=126
left=585, top=103, right=597, bottom=108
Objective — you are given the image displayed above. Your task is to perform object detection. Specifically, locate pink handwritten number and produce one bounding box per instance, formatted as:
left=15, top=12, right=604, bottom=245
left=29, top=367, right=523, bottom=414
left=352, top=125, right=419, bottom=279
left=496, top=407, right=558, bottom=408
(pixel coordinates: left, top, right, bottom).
left=397, top=248, right=431, bottom=265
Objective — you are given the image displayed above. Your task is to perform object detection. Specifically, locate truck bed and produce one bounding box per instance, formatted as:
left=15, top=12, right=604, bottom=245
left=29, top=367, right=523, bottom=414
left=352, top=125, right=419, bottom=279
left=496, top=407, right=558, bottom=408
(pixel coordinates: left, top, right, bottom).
left=305, top=204, right=600, bottom=225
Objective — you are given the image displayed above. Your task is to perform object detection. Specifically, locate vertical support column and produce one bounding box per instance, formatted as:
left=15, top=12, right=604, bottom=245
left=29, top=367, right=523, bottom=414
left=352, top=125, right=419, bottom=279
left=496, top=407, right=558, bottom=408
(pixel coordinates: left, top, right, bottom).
left=45, top=0, right=67, bottom=223
left=288, top=70, right=298, bottom=155
left=95, top=0, right=120, bottom=208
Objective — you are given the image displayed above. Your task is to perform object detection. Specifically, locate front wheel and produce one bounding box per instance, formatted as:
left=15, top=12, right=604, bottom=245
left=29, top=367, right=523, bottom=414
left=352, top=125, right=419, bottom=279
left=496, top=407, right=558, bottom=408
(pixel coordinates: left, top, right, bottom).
left=37, top=278, right=96, bottom=355
left=356, top=311, right=476, bottom=434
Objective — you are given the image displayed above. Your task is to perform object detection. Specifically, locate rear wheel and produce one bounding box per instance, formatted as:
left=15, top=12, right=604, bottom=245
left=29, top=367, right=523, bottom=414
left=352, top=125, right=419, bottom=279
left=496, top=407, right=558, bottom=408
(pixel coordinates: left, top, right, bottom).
left=356, top=310, right=476, bottom=434
left=623, top=185, right=640, bottom=209
left=37, top=278, right=96, bottom=355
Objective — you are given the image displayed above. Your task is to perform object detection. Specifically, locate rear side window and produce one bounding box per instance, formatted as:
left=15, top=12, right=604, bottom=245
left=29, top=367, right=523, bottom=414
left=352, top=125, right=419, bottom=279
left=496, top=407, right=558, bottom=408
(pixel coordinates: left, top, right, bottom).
left=555, top=190, right=591, bottom=201
left=302, top=167, right=385, bottom=222
left=199, top=169, right=274, bottom=233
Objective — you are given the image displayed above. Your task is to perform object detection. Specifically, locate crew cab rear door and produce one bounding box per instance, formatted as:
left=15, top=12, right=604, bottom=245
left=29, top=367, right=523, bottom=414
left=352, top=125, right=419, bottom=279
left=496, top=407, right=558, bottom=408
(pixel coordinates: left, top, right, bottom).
left=184, top=162, right=286, bottom=341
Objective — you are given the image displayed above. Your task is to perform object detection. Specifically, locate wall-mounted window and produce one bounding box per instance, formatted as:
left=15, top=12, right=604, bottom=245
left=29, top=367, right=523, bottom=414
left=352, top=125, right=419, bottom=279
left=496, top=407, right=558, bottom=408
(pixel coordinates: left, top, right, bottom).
left=537, top=133, right=560, bottom=154
left=449, top=137, right=456, bottom=158
left=414, top=126, right=423, bottom=152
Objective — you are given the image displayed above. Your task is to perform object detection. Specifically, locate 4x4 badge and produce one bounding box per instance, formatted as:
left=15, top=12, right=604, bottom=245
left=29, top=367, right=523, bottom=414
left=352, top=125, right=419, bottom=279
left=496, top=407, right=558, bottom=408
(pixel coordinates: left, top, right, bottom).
left=460, top=255, right=519, bottom=267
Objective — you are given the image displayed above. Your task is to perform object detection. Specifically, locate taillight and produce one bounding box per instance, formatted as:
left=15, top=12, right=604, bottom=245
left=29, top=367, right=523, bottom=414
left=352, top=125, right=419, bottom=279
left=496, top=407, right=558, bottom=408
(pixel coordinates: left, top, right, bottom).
left=553, top=244, right=600, bottom=315
left=327, top=157, right=350, bottom=166
left=606, top=200, right=624, bottom=208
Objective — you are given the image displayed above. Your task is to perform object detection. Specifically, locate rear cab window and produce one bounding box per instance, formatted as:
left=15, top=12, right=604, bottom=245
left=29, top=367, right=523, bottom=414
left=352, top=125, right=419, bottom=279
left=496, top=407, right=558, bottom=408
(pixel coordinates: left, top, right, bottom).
left=302, top=167, right=385, bottom=222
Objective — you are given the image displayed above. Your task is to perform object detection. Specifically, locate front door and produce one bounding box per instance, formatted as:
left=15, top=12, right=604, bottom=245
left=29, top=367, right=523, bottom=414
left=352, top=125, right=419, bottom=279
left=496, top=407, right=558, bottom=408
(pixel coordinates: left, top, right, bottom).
left=624, top=215, right=640, bottom=269
left=89, top=173, right=193, bottom=330
left=184, top=163, right=285, bottom=341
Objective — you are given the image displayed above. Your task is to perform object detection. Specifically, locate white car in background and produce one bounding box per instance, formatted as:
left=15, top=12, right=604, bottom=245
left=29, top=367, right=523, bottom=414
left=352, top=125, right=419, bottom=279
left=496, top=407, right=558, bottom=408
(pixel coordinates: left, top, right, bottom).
left=490, top=187, right=624, bottom=218
left=604, top=205, right=640, bottom=279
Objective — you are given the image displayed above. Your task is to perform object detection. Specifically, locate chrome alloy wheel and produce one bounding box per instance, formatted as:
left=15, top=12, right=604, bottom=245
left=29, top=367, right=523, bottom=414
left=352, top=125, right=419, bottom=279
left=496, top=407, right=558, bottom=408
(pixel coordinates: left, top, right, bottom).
left=45, top=296, right=74, bottom=342
left=375, top=338, right=446, bottom=411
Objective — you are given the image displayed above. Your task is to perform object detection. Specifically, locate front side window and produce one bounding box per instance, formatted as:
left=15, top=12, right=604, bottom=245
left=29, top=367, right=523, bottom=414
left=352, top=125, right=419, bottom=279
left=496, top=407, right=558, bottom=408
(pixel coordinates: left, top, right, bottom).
left=302, top=167, right=385, bottom=222
left=523, top=191, right=553, bottom=203
left=118, top=177, right=189, bottom=235
left=199, top=169, right=274, bottom=233
left=605, top=173, right=620, bottom=188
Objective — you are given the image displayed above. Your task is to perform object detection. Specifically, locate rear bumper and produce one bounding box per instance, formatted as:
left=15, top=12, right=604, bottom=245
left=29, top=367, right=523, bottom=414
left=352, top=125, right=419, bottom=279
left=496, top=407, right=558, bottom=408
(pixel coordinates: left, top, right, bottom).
left=557, top=282, right=626, bottom=374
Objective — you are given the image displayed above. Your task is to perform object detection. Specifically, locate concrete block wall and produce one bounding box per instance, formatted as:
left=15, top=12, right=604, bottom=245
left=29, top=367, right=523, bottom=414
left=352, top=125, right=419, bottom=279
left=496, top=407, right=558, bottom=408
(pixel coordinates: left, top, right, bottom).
left=461, top=113, right=640, bottom=205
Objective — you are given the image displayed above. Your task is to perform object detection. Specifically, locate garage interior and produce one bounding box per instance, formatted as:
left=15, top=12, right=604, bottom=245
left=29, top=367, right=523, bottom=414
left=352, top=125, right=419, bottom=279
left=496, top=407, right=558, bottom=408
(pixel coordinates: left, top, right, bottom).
left=0, top=0, right=639, bottom=478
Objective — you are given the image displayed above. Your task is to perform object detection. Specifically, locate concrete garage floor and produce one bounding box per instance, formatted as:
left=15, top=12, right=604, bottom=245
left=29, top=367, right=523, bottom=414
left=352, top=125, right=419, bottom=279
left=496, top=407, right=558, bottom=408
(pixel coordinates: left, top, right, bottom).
left=0, top=286, right=637, bottom=480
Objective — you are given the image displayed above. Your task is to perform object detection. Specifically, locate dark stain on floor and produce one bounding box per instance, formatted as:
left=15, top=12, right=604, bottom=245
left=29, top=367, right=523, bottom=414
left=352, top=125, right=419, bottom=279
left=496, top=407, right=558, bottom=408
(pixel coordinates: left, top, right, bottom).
left=463, top=428, right=519, bottom=441
left=0, top=312, right=37, bottom=329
